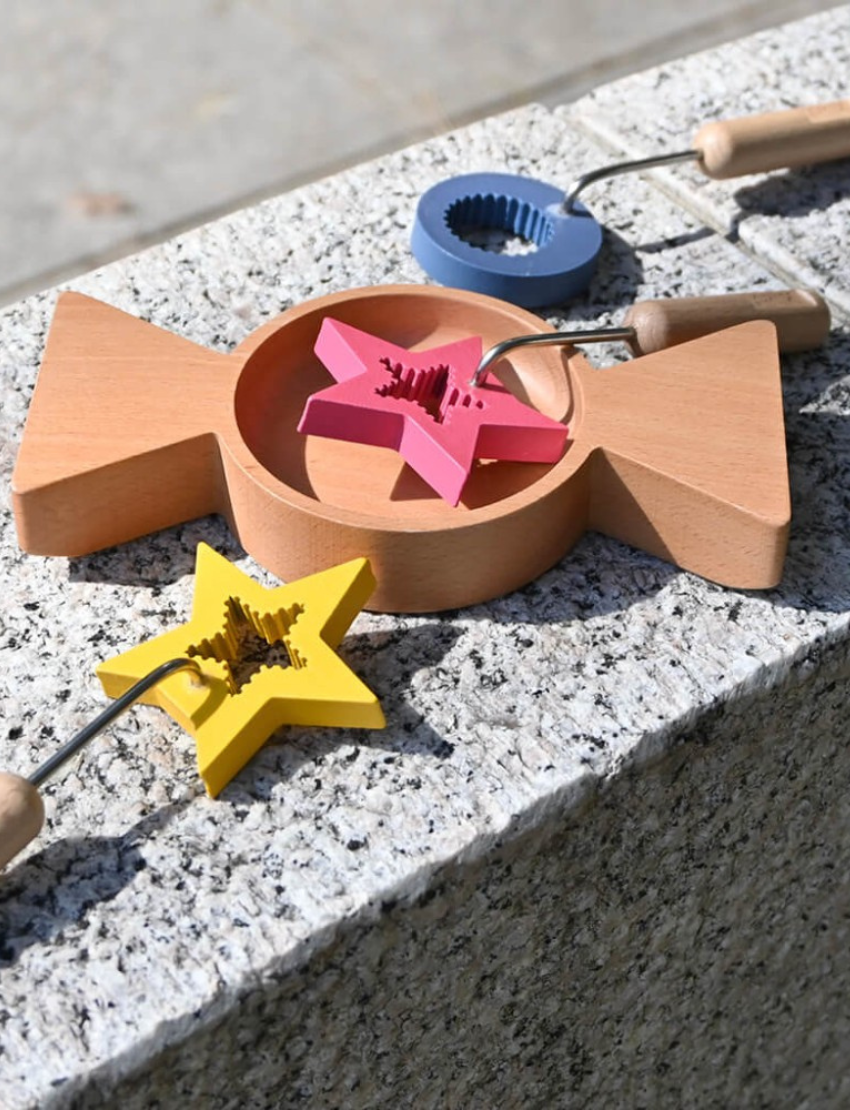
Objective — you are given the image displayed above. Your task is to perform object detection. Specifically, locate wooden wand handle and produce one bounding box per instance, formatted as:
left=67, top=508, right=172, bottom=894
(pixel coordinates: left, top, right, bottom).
left=694, top=99, right=850, bottom=178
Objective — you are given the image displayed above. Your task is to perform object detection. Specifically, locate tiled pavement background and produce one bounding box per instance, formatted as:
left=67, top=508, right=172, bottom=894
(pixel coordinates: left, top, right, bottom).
left=0, top=0, right=839, bottom=305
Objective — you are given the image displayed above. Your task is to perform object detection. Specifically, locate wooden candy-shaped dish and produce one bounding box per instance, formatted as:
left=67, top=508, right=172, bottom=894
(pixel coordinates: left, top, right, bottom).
left=11, top=284, right=828, bottom=612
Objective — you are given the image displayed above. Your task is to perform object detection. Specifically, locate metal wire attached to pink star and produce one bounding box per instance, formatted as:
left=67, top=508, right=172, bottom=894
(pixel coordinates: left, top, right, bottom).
left=297, top=319, right=568, bottom=505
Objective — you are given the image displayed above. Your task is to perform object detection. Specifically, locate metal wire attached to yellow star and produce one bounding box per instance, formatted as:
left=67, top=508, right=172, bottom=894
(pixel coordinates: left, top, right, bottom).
left=97, top=544, right=385, bottom=796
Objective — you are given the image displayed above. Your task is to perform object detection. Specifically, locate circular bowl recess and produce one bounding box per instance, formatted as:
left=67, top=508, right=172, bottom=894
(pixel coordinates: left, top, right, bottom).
left=229, top=284, right=590, bottom=613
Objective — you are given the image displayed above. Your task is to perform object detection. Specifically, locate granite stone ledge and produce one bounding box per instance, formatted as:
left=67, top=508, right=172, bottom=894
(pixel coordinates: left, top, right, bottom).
left=63, top=632, right=850, bottom=1108
left=564, top=6, right=850, bottom=321
left=1, top=85, right=849, bottom=1108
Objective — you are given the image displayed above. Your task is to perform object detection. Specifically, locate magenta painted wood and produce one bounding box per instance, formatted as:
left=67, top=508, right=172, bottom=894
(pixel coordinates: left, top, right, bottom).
left=297, top=319, right=569, bottom=505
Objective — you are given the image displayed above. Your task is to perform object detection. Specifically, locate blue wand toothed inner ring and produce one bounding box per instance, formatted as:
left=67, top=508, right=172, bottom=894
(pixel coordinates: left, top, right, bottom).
left=411, top=172, right=603, bottom=309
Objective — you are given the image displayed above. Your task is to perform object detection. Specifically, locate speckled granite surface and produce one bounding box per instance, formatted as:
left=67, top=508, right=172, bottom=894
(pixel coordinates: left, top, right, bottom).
left=566, top=5, right=850, bottom=318
left=2, top=12, right=850, bottom=1109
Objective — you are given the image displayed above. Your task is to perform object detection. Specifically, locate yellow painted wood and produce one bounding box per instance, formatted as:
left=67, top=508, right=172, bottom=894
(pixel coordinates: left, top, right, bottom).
left=97, top=544, right=385, bottom=797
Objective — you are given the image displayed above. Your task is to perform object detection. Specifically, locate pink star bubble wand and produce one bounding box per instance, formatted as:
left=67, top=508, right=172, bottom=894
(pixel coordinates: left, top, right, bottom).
left=297, top=319, right=569, bottom=506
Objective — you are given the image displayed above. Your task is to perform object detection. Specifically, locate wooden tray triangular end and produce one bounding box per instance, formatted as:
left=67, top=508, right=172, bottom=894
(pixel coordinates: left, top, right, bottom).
left=577, top=320, right=790, bottom=589
left=11, top=292, right=237, bottom=556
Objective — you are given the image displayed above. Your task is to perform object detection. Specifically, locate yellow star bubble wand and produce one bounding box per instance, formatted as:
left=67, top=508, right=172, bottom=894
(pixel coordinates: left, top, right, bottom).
left=1, top=545, right=385, bottom=867
left=98, top=544, right=385, bottom=796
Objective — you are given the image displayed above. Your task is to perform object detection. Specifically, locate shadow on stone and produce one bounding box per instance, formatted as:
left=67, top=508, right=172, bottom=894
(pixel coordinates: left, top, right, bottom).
left=67, top=518, right=244, bottom=587
left=220, top=621, right=464, bottom=806
left=730, top=159, right=850, bottom=233
left=0, top=797, right=193, bottom=966
left=584, top=226, right=645, bottom=310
